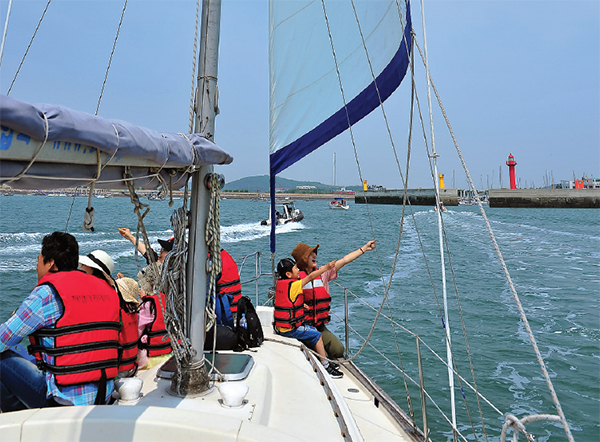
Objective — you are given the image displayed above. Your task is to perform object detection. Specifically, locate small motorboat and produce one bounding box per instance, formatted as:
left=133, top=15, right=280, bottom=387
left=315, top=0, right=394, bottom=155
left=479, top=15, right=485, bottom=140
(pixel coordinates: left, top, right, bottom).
left=261, top=200, right=304, bottom=225
left=328, top=197, right=349, bottom=210
left=434, top=202, right=448, bottom=212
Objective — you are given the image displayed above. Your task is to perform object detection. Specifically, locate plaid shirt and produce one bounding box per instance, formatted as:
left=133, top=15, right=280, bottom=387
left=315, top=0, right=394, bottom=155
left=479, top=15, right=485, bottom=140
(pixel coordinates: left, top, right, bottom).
left=0, top=284, right=114, bottom=405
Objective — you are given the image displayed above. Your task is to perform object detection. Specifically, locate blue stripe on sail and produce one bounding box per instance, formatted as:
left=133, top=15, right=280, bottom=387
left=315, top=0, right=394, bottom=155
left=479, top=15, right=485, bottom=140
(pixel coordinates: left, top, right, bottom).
left=269, top=5, right=412, bottom=177
left=270, top=174, right=276, bottom=252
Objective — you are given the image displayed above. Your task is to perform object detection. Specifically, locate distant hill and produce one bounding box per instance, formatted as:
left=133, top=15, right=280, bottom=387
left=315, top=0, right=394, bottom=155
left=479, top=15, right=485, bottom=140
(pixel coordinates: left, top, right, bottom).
left=223, top=175, right=362, bottom=193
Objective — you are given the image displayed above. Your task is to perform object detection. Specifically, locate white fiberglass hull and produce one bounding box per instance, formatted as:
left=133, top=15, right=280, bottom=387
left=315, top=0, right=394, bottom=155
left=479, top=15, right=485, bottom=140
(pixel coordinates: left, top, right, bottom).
left=0, top=307, right=423, bottom=442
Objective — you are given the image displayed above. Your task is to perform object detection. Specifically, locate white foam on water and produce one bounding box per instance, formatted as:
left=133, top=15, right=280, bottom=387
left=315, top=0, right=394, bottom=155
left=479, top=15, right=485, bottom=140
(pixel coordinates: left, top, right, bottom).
left=221, top=222, right=305, bottom=243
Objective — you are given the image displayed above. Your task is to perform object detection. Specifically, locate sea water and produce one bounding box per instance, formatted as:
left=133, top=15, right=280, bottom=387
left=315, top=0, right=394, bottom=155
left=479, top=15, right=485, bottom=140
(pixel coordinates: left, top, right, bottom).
left=0, top=195, right=598, bottom=441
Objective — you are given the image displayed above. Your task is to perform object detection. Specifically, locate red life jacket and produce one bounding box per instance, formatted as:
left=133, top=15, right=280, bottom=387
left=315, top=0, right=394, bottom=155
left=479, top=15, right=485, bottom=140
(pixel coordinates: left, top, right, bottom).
left=274, top=279, right=305, bottom=329
left=299, top=270, right=331, bottom=327
left=28, top=271, right=120, bottom=386
left=117, top=309, right=139, bottom=374
left=140, top=293, right=172, bottom=357
left=216, top=250, right=242, bottom=315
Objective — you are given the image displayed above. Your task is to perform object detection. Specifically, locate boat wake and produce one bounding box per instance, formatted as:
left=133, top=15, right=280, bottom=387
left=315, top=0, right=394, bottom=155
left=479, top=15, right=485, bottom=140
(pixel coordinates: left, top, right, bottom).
left=221, top=222, right=305, bottom=244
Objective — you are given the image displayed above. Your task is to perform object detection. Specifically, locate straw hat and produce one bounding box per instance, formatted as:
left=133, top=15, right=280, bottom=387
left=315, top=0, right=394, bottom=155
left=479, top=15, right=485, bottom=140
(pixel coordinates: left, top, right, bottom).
left=79, top=250, right=114, bottom=276
left=116, top=277, right=141, bottom=305
left=291, top=243, right=319, bottom=271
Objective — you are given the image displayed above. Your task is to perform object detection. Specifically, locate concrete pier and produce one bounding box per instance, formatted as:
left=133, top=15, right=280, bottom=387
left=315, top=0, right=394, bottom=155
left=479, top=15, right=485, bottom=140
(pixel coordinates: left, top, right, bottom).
left=489, top=189, right=600, bottom=208
left=355, top=188, right=459, bottom=206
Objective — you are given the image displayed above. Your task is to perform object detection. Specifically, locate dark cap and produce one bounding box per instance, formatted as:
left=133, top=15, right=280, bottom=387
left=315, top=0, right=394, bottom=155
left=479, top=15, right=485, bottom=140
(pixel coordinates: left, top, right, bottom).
left=277, top=257, right=296, bottom=279
left=158, top=237, right=174, bottom=252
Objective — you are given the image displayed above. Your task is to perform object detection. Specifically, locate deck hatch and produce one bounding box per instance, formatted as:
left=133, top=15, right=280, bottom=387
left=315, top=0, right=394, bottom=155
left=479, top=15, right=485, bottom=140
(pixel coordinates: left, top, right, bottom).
left=157, top=353, right=254, bottom=381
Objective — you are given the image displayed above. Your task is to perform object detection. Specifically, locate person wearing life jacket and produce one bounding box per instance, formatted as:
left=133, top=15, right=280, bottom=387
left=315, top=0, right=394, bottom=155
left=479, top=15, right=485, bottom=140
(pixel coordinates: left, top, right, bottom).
left=137, top=288, right=173, bottom=370
left=118, top=228, right=173, bottom=369
left=292, top=240, right=376, bottom=360
left=114, top=277, right=142, bottom=377
left=274, top=258, right=343, bottom=379
left=0, top=232, right=120, bottom=412
left=118, top=228, right=173, bottom=294
left=215, top=249, right=242, bottom=327
left=79, top=250, right=141, bottom=377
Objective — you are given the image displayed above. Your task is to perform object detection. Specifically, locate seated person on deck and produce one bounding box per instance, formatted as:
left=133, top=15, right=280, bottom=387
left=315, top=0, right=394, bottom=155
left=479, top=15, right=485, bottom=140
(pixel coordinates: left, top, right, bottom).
left=0, top=232, right=120, bottom=412
left=205, top=249, right=243, bottom=351
left=274, top=257, right=343, bottom=379
left=79, top=251, right=142, bottom=378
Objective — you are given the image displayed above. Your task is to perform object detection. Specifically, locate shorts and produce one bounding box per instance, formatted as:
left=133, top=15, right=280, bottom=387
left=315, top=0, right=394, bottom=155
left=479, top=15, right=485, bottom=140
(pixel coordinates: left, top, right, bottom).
left=276, top=325, right=321, bottom=348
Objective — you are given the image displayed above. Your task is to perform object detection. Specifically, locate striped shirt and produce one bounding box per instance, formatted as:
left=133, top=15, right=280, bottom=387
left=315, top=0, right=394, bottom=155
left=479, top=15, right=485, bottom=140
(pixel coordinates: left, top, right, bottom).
left=0, top=284, right=114, bottom=406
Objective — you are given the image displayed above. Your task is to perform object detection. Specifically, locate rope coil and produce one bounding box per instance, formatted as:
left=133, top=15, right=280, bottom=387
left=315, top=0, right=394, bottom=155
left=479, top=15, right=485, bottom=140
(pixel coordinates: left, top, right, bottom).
left=204, top=173, right=224, bottom=333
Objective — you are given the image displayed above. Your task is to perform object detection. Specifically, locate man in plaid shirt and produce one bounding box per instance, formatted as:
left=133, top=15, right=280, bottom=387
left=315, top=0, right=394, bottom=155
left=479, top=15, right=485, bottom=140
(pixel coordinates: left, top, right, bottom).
left=0, top=232, right=117, bottom=411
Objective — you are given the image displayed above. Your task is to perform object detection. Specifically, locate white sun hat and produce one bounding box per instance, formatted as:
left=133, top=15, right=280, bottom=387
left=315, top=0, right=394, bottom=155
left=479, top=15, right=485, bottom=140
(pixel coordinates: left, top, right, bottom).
left=79, top=250, right=115, bottom=276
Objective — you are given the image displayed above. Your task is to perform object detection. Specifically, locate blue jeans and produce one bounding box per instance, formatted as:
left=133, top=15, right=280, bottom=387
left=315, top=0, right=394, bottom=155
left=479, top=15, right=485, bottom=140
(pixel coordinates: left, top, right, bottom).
left=0, top=350, right=58, bottom=412
left=276, top=325, right=321, bottom=347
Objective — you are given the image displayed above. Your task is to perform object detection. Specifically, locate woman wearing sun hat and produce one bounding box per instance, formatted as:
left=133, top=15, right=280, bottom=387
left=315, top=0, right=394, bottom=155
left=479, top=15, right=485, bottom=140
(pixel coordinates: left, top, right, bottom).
left=115, top=277, right=142, bottom=377
left=291, top=239, right=376, bottom=359
left=79, top=251, right=142, bottom=377
left=78, top=249, right=116, bottom=288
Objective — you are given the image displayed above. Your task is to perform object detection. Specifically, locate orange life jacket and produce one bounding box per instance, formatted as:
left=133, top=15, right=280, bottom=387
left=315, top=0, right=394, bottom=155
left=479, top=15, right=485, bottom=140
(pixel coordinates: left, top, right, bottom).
left=117, top=309, right=139, bottom=374
left=274, top=279, right=305, bottom=329
left=216, top=249, right=242, bottom=315
left=28, top=271, right=120, bottom=386
left=299, top=270, right=331, bottom=327
left=139, top=293, right=172, bottom=357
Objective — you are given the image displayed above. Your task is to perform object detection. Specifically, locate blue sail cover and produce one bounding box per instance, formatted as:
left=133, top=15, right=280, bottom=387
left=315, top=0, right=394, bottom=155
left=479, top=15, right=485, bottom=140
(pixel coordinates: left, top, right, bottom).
left=268, top=0, right=412, bottom=251
left=0, top=94, right=233, bottom=189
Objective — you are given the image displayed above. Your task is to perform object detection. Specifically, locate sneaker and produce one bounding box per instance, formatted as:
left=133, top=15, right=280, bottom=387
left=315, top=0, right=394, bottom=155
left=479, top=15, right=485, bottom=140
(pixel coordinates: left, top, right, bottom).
left=326, top=363, right=343, bottom=379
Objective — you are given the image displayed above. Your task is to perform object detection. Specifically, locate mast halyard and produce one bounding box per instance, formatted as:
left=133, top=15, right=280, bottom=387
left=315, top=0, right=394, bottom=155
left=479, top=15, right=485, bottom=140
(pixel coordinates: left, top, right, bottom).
left=174, top=0, right=223, bottom=396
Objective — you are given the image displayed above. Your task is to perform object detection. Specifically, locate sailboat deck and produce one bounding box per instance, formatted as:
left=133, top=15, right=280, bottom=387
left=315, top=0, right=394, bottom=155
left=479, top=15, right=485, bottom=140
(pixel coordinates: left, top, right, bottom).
left=0, top=307, right=417, bottom=442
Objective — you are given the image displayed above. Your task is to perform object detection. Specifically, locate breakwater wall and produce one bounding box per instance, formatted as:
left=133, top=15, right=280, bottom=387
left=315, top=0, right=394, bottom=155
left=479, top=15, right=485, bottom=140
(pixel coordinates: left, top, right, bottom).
left=488, top=189, right=600, bottom=208
left=355, top=188, right=459, bottom=206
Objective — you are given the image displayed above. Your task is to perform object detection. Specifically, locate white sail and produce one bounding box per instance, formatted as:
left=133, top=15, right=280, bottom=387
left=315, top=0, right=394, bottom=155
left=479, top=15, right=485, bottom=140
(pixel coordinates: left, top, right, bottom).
left=269, top=0, right=410, bottom=175
left=268, top=0, right=411, bottom=250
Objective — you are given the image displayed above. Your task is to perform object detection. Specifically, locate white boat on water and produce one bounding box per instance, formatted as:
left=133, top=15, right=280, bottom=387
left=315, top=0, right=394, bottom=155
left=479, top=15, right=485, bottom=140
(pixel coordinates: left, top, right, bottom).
left=0, top=1, right=576, bottom=442
left=329, top=197, right=350, bottom=210
left=434, top=203, right=448, bottom=213
left=260, top=200, right=304, bottom=226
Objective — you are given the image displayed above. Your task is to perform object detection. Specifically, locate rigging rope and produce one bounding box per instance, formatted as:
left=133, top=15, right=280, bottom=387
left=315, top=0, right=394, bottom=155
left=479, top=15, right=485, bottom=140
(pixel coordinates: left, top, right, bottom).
left=6, top=0, right=51, bottom=95
left=319, top=0, right=390, bottom=364
left=339, top=310, right=472, bottom=442
left=412, top=35, right=574, bottom=442
left=333, top=283, right=504, bottom=417
left=123, top=170, right=195, bottom=369
left=95, top=0, right=128, bottom=116
left=161, top=201, right=196, bottom=368
left=5, top=113, right=49, bottom=184
left=0, top=0, right=14, bottom=68
left=204, top=173, right=223, bottom=335
left=320, top=2, right=493, bottom=439
left=321, top=0, right=418, bottom=423
left=403, top=26, right=484, bottom=440
left=188, top=0, right=201, bottom=133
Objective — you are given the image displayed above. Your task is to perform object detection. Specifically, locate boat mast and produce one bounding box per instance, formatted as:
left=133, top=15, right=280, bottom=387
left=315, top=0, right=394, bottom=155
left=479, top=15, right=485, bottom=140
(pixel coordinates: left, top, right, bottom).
left=180, top=0, right=222, bottom=395
left=333, top=152, right=336, bottom=187
left=420, top=0, right=456, bottom=437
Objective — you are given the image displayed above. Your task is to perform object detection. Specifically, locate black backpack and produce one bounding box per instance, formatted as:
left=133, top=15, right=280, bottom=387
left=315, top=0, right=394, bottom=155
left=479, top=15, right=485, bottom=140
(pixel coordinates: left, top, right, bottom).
left=235, top=296, right=264, bottom=351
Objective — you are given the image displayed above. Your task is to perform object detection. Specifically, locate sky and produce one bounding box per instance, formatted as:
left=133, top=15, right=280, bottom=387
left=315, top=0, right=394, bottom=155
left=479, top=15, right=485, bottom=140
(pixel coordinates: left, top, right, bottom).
left=0, top=0, right=598, bottom=190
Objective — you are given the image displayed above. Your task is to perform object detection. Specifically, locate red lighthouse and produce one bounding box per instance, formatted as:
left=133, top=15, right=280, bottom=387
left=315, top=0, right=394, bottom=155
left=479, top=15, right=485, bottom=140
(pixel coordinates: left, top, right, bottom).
left=506, top=153, right=517, bottom=189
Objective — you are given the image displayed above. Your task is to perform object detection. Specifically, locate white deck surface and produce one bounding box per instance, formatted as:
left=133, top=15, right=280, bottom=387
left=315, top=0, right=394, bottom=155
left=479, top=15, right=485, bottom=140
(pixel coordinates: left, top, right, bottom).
left=0, top=307, right=417, bottom=442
